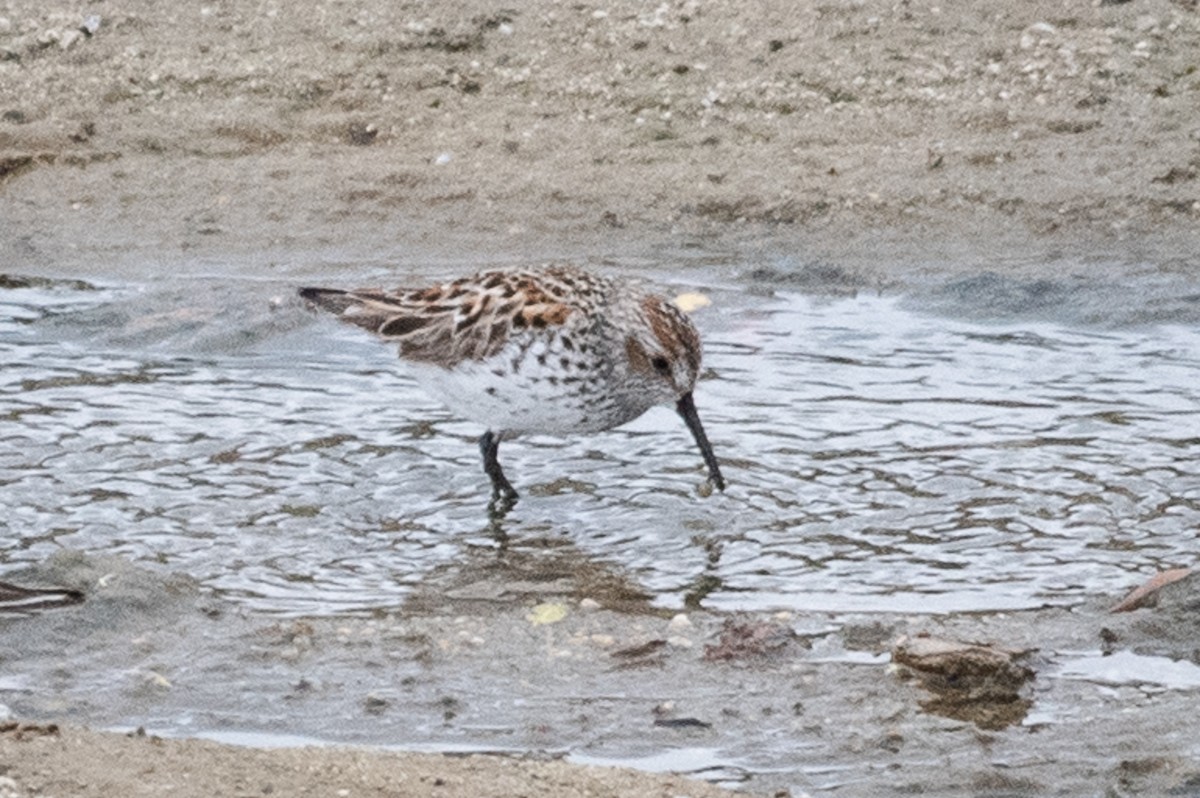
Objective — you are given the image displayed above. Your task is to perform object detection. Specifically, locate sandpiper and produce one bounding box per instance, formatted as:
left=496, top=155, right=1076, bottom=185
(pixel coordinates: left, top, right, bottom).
left=300, top=265, right=724, bottom=507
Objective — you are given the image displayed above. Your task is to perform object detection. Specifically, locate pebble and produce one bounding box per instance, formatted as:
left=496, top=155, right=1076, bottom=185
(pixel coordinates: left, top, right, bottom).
left=1020, top=22, right=1057, bottom=50
left=0, top=776, right=19, bottom=798
left=363, top=694, right=389, bottom=713
left=143, top=670, right=172, bottom=688
left=667, top=613, right=691, bottom=632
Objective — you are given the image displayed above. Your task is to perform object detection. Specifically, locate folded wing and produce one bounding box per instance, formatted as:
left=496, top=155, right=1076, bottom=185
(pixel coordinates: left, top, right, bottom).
left=300, top=270, right=576, bottom=367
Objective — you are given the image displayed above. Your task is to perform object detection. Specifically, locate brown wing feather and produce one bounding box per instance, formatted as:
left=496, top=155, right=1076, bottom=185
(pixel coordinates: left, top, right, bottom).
left=300, top=269, right=579, bottom=367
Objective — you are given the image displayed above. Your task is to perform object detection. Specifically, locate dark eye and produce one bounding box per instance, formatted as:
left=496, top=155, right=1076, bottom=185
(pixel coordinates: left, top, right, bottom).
left=651, top=356, right=671, bottom=375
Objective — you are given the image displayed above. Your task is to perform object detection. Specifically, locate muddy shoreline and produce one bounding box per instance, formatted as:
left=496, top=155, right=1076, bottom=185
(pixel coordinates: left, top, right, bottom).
left=3, top=0, right=1200, bottom=795
left=3, top=551, right=1200, bottom=796
left=3, top=0, right=1199, bottom=286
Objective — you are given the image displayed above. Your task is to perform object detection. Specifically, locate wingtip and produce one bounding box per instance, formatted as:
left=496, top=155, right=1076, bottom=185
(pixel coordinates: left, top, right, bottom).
left=299, top=286, right=354, bottom=313
left=299, top=286, right=336, bottom=301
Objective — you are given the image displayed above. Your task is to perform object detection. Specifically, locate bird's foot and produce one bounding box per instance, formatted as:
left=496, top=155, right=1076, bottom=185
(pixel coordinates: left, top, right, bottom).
left=480, top=430, right=519, bottom=515
left=487, top=485, right=519, bottom=519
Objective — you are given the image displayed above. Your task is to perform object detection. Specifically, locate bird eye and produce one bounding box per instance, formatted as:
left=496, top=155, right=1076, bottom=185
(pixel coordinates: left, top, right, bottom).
left=651, top=356, right=671, bottom=375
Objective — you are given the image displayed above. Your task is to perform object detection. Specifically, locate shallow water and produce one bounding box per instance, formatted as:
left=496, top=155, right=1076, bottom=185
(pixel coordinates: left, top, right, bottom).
left=1056, top=650, right=1200, bottom=690
left=2, top=269, right=1198, bottom=616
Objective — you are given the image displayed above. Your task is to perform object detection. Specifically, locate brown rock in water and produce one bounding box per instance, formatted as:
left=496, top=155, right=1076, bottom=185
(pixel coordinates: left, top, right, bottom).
left=892, top=634, right=1035, bottom=730
left=704, top=619, right=795, bottom=662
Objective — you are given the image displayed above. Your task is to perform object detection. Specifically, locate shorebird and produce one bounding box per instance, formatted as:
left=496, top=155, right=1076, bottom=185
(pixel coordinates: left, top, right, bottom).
left=300, top=265, right=724, bottom=508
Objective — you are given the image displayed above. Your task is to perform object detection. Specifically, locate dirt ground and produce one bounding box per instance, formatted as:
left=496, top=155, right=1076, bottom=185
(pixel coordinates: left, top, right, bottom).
left=2, top=0, right=1199, bottom=282
left=2, top=0, right=1200, bottom=795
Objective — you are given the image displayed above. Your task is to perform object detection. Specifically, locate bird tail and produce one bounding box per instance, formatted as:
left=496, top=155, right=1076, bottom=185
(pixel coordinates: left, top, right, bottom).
left=299, top=286, right=360, bottom=315
left=299, top=285, right=418, bottom=338
left=0, top=580, right=84, bottom=612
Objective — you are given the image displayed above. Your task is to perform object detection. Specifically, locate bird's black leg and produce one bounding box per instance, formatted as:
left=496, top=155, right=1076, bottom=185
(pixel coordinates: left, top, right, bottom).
left=479, top=431, right=519, bottom=510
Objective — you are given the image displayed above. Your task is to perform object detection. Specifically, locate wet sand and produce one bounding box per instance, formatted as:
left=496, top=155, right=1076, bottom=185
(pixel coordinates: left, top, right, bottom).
left=3, top=550, right=1200, bottom=796
left=3, top=0, right=1200, bottom=795
left=0, top=722, right=735, bottom=798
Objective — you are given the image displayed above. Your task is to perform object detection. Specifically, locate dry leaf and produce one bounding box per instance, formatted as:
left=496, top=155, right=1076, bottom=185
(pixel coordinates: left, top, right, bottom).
left=1110, top=568, right=1192, bottom=613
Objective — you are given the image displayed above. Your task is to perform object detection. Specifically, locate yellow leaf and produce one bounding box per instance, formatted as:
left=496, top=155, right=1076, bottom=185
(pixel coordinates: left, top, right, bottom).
left=673, top=292, right=711, bottom=313
left=528, top=602, right=568, bottom=626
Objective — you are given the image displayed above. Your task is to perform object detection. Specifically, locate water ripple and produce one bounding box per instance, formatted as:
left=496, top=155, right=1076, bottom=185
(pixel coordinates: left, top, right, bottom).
left=1, top=276, right=1197, bottom=615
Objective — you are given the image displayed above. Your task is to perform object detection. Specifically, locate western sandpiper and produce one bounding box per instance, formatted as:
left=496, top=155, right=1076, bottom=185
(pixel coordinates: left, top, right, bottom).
left=300, top=265, right=724, bottom=507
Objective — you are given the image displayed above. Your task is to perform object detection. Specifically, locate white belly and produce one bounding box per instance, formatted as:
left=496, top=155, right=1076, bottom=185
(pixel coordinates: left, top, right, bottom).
left=407, top=342, right=651, bottom=435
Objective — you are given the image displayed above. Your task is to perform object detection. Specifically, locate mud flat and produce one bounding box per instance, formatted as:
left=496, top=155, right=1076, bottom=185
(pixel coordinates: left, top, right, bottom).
left=2, top=552, right=1200, bottom=796
left=1, top=0, right=1198, bottom=282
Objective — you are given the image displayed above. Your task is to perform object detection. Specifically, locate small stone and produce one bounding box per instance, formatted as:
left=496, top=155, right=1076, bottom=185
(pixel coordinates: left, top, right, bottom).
left=1019, top=22, right=1056, bottom=49
left=363, top=694, right=389, bottom=713
left=667, top=613, right=692, bottom=632
left=892, top=635, right=1034, bottom=699
left=346, top=122, right=377, bottom=146
left=59, top=29, right=83, bottom=50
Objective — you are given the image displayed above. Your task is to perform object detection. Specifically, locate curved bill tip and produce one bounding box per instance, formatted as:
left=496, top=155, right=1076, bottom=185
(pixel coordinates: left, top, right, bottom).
left=675, top=391, right=725, bottom=492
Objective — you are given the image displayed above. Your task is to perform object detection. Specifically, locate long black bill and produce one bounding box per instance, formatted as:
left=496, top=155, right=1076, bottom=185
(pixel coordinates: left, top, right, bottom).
left=675, top=391, right=725, bottom=492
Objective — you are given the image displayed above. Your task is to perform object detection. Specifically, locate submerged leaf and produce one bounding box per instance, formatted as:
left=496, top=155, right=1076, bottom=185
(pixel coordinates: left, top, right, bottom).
left=528, top=602, right=568, bottom=626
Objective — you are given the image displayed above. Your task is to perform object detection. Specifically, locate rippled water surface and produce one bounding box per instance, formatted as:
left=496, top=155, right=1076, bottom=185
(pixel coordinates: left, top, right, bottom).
left=2, top=271, right=1198, bottom=615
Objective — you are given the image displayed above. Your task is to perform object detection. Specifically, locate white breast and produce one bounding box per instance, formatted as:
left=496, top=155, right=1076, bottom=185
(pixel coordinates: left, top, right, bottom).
left=407, top=337, right=647, bottom=436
